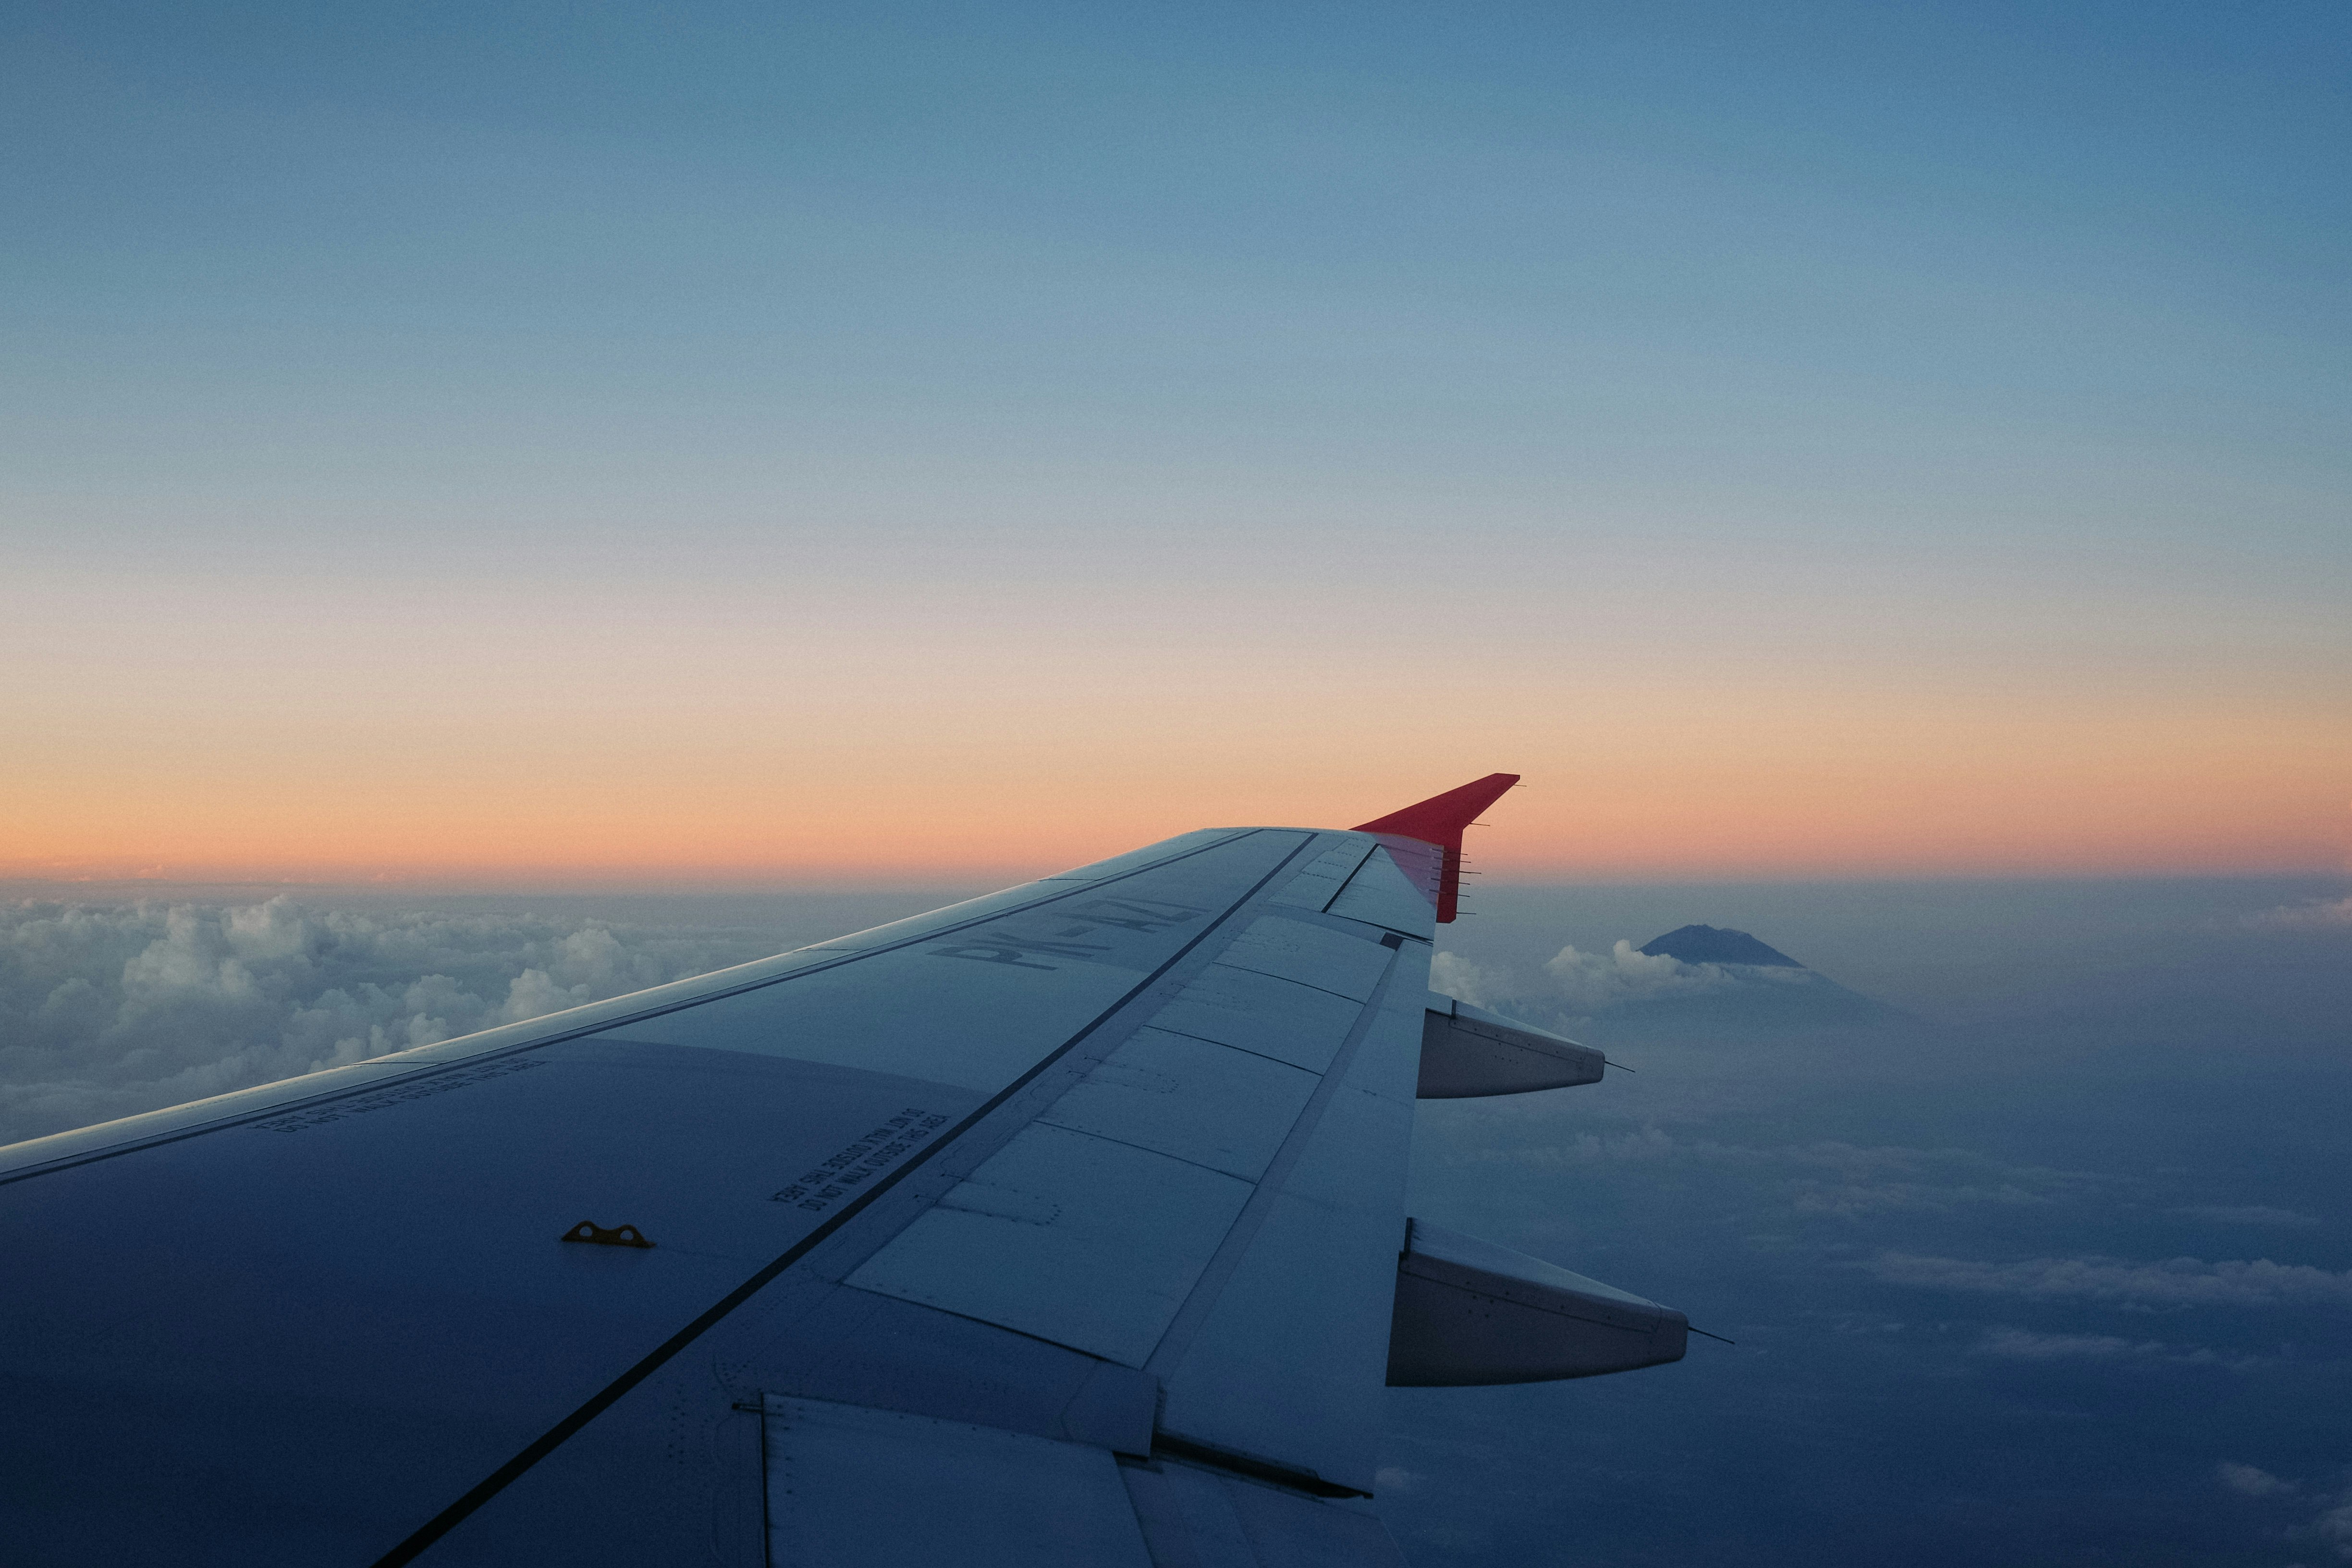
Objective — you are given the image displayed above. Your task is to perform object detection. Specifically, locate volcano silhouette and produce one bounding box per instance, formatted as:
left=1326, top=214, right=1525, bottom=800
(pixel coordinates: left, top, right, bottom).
left=1599, top=925, right=1912, bottom=1036
left=1638, top=925, right=1805, bottom=968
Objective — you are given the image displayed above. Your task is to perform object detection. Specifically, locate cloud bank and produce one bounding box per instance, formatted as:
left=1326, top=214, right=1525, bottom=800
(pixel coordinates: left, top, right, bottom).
left=2246, top=895, right=2352, bottom=930
left=1871, top=1250, right=2352, bottom=1308
left=1452, top=1130, right=2109, bottom=1215
left=2177, top=1204, right=2324, bottom=1228
left=0, top=896, right=782, bottom=1145
left=1975, top=1328, right=2260, bottom=1370
left=1432, top=939, right=1746, bottom=1021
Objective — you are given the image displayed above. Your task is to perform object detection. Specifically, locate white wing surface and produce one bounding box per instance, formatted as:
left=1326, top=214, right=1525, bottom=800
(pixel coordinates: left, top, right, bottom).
left=0, top=775, right=1690, bottom=1566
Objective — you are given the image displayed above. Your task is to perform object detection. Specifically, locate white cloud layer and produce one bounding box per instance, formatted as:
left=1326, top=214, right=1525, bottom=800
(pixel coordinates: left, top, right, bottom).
left=2316, top=1497, right=2352, bottom=1561
left=1871, top=1251, right=2352, bottom=1308
left=0, top=897, right=780, bottom=1146
left=1454, top=1130, right=2109, bottom=1215
left=1432, top=939, right=1765, bottom=1021
left=2178, top=1204, right=2324, bottom=1228
left=1975, top=1328, right=2260, bottom=1370
left=2246, top=895, right=2352, bottom=929
left=2213, top=1463, right=2352, bottom=1563
left=1542, top=941, right=1742, bottom=1015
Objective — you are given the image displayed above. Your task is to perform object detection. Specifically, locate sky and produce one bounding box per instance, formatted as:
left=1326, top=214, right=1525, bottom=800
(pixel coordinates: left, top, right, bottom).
left=5, top=0, right=2350, bottom=883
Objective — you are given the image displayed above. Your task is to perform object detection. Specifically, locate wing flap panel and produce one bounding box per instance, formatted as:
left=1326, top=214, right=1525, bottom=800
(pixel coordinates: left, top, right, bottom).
left=845, top=1122, right=1255, bottom=1367
left=1121, top=1459, right=1409, bottom=1568
left=1324, top=848, right=1439, bottom=941
left=751, top=1287, right=1158, bottom=1453
left=1148, top=983, right=1421, bottom=1495
left=598, top=947, right=1143, bottom=1091
left=1150, top=1086, right=1413, bottom=1494
left=587, top=830, right=1310, bottom=1092
left=1263, top=837, right=1379, bottom=912
left=1147, top=965, right=1362, bottom=1074
left=1036, top=1027, right=1319, bottom=1182
left=838, top=866, right=1410, bottom=1421
left=1214, top=916, right=1395, bottom=1001
left=764, top=1396, right=1154, bottom=1568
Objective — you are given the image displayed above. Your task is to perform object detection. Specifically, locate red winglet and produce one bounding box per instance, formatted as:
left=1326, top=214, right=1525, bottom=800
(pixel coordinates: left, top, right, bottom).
left=1352, top=773, right=1520, bottom=924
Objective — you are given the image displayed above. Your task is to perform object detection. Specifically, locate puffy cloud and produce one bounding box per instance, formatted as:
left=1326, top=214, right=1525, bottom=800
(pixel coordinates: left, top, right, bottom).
left=1427, top=951, right=1511, bottom=1010
left=1541, top=940, right=1738, bottom=1016
left=0, top=896, right=786, bottom=1146
left=2213, top=1464, right=2352, bottom=1563
left=2278, top=1482, right=2352, bottom=1565
left=2218, top=1462, right=2298, bottom=1497
left=1433, top=936, right=1827, bottom=1029
left=2313, top=1498, right=2352, bottom=1560
left=1431, top=939, right=1744, bottom=1022
left=1870, top=1251, right=2352, bottom=1308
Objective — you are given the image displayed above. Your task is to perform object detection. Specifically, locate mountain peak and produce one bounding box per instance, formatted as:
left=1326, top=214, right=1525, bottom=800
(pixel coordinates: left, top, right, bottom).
left=1638, top=924, right=1805, bottom=968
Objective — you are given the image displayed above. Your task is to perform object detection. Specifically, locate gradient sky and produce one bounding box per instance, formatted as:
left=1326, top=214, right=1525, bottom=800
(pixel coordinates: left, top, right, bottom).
left=6, top=1, right=2348, bottom=883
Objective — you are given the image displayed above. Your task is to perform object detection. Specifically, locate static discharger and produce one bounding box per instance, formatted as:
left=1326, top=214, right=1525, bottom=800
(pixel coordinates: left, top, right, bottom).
left=1353, top=772, right=1520, bottom=924
left=560, top=1221, right=654, bottom=1249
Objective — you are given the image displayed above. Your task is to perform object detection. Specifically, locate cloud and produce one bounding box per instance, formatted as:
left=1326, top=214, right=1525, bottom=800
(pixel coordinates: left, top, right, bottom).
left=1433, top=937, right=1818, bottom=1027
left=2246, top=896, right=2352, bottom=930
left=0, top=896, right=785, bottom=1146
left=1974, top=1328, right=2260, bottom=1370
left=1427, top=951, right=1512, bottom=1010
left=2218, top=1461, right=2298, bottom=1497
left=2313, top=1498, right=2352, bottom=1561
left=1978, top=1328, right=2155, bottom=1361
left=1431, top=939, right=1741, bottom=1022
left=1870, top=1251, right=2352, bottom=1308
left=1541, top=940, right=1738, bottom=1016
left=1455, top=1131, right=2108, bottom=1214
left=2178, top=1205, right=2324, bottom=1228
left=2273, top=1480, right=2352, bottom=1565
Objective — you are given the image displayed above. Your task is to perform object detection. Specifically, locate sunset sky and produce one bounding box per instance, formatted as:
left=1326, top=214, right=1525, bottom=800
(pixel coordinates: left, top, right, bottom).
left=7, top=1, right=2348, bottom=884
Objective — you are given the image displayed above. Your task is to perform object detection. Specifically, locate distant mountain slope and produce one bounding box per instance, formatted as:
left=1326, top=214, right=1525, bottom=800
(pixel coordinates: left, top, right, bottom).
left=1605, top=925, right=1912, bottom=1037
left=1638, top=924, right=1804, bottom=968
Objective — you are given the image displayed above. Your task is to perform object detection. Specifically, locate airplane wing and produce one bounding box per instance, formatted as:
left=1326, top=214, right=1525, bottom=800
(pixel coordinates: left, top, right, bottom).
left=0, top=775, right=1689, bottom=1567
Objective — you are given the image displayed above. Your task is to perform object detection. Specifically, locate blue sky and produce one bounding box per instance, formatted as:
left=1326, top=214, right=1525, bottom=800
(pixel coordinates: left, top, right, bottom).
left=15, top=0, right=2350, bottom=513
left=5, top=1, right=2348, bottom=882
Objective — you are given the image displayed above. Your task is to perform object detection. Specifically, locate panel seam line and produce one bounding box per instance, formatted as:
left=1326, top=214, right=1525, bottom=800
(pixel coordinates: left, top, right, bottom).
left=361, top=829, right=1325, bottom=1568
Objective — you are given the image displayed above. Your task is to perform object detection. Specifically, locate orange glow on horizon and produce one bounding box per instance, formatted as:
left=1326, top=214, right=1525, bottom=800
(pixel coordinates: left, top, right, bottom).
left=7, top=564, right=2344, bottom=891
left=7, top=708, right=2342, bottom=889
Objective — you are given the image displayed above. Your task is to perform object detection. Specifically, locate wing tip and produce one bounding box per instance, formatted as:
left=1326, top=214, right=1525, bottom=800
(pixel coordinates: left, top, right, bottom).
left=1350, top=774, right=1521, bottom=923
left=1350, top=773, right=1521, bottom=843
